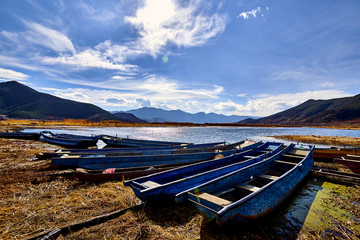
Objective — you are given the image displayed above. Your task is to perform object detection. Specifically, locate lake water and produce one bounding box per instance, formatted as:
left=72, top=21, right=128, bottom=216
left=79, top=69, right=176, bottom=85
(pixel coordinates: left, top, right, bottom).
left=26, top=126, right=360, bottom=147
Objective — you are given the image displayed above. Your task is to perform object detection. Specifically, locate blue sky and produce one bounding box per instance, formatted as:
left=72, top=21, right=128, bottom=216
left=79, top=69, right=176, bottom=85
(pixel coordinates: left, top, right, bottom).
left=0, top=0, right=359, bottom=117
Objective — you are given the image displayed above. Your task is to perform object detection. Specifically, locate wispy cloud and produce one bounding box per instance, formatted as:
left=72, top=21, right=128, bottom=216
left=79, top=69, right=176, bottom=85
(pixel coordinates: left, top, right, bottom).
left=238, top=7, right=262, bottom=20
left=125, top=0, right=228, bottom=57
left=23, top=21, right=75, bottom=53
left=0, top=67, right=29, bottom=81
left=43, top=47, right=138, bottom=72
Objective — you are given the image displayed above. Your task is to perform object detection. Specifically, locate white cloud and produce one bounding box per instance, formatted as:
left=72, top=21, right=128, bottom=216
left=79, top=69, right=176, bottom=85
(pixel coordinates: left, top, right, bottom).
left=215, top=90, right=351, bottom=116
left=125, top=0, right=228, bottom=56
left=42, top=40, right=139, bottom=71
left=23, top=21, right=75, bottom=53
left=0, top=68, right=29, bottom=81
left=238, top=7, right=261, bottom=19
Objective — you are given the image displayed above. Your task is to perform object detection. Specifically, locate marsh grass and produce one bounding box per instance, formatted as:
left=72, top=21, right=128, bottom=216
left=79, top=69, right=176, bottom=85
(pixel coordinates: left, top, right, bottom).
left=271, top=135, right=360, bottom=147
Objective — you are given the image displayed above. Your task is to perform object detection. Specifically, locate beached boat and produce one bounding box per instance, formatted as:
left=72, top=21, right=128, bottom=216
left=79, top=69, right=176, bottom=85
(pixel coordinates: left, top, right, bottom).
left=52, top=140, right=250, bottom=158
left=74, top=141, right=262, bottom=182
left=123, top=142, right=283, bottom=202
left=0, top=132, right=41, bottom=140
left=176, top=144, right=314, bottom=225
left=51, top=148, right=242, bottom=170
left=311, top=166, right=360, bottom=185
left=41, top=131, right=98, bottom=148
left=100, top=135, right=191, bottom=148
left=334, top=155, right=360, bottom=173
left=313, top=147, right=359, bottom=161
left=36, top=141, right=228, bottom=160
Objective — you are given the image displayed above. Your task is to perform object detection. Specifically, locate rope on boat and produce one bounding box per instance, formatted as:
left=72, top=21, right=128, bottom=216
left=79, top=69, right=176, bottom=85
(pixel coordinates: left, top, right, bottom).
left=24, top=202, right=145, bottom=240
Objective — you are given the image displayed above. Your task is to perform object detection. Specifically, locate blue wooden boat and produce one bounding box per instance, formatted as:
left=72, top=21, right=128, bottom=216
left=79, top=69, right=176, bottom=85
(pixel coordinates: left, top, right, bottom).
left=177, top=144, right=314, bottom=225
left=0, top=131, right=41, bottom=140
left=41, top=131, right=98, bottom=148
left=36, top=141, right=228, bottom=160
left=54, top=140, right=250, bottom=158
left=51, top=148, right=240, bottom=170
left=100, top=135, right=191, bottom=148
left=73, top=141, right=261, bottom=182
left=123, top=142, right=283, bottom=202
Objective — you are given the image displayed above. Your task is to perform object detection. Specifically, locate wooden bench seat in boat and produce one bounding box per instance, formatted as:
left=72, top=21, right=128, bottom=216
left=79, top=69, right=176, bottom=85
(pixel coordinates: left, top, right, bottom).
left=259, top=174, right=279, bottom=180
left=282, top=154, right=304, bottom=158
left=190, top=192, right=232, bottom=206
left=275, top=160, right=298, bottom=165
left=235, top=184, right=260, bottom=192
left=142, top=181, right=162, bottom=188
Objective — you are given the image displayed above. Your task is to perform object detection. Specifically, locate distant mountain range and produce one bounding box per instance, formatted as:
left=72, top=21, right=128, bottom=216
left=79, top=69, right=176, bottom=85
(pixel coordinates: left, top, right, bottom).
left=123, top=107, right=254, bottom=124
left=2, top=81, right=359, bottom=125
left=240, top=94, right=360, bottom=125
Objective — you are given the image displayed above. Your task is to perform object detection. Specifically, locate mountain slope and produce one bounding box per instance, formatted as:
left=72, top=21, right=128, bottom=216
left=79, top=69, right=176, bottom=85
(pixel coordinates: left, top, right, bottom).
left=240, top=94, right=360, bottom=125
left=113, top=112, right=146, bottom=123
left=0, top=81, right=117, bottom=121
left=126, top=107, right=253, bottom=124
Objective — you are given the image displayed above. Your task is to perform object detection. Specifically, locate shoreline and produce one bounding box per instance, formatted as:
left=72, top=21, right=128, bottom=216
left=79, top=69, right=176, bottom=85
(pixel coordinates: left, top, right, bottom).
left=1, top=119, right=360, bottom=130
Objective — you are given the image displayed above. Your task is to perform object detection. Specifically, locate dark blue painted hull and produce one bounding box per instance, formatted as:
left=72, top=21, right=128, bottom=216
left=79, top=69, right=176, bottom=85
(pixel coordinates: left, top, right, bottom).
left=124, top=142, right=283, bottom=202
left=39, top=141, right=229, bottom=159
left=41, top=131, right=98, bottom=148
left=100, top=135, right=191, bottom=148
left=0, top=132, right=40, bottom=140
left=182, top=144, right=314, bottom=225
left=51, top=149, right=237, bottom=169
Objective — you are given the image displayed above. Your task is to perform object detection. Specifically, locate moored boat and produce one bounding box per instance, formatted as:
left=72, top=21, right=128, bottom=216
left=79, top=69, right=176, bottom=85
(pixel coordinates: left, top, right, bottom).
left=177, top=144, right=314, bottom=225
left=75, top=141, right=262, bottom=183
left=334, top=155, right=360, bottom=173
left=123, top=142, right=282, bottom=202
left=313, top=147, right=359, bottom=161
left=100, top=135, right=191, bottom=148
left=36, top=141, right=228, bottom=160
left=40, top=131, right=98, bottom=148
left=51, top=149, right=239, bottom=170
left=0, top=132, right=41, bottom=140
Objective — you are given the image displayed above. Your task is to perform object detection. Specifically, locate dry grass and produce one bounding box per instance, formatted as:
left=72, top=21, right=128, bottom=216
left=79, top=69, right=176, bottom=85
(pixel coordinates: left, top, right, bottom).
left=1, top=125, right=359, bottom=239
left=271, top=135, right=360, bottom=147
left=1, top=118, right=360, bottom=130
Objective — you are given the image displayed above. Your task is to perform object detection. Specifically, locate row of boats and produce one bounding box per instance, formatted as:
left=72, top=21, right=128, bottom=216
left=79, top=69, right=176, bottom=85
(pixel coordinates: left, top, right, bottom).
left=2, top=130, right=358, bottom=224
left=35, top=133, right=315, bottom=225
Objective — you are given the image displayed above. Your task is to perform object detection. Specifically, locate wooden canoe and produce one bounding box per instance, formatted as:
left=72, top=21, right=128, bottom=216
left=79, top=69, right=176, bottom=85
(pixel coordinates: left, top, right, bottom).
left=36, top=141, right=228, bottom=160
left=40, top=131, right=98, bottom=148
left=178, top=144, right=314, bottom=225
left=313, top=147, right=359, bottom=162
left=0, top=132, right=41, bottom=140
left=311, top=167, right=360, bottom=185
left=334, top=156, right=360, bottom=173
left=51, top=149, right=239, bottom=170
left=100, top=135, right=191, bottom=148
left=73, top=157, right=218, bottom=183
left=123, top=142, right=283, bottom=202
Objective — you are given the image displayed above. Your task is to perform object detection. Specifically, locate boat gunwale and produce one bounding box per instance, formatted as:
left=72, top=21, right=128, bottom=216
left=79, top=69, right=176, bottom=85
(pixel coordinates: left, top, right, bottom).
left=218, top=144, right=314, bottom=216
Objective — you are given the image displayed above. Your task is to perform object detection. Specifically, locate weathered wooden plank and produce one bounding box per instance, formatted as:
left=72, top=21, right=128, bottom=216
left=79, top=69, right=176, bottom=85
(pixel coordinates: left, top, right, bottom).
left=195, top=192, right=232, bottom=206
left=236, top=184, right=260, bottom=192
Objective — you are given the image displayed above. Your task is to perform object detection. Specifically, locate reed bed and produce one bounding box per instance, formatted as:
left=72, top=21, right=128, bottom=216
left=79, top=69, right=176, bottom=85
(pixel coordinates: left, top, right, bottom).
left=271, top=135, right=360, bottom=147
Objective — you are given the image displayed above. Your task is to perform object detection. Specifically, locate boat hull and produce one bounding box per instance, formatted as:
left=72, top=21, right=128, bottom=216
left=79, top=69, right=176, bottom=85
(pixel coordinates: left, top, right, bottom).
left=124, top=142, right=282, bottom=202
left=182, top=144, right=314, bottom=225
